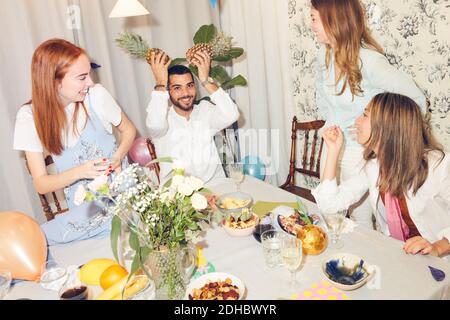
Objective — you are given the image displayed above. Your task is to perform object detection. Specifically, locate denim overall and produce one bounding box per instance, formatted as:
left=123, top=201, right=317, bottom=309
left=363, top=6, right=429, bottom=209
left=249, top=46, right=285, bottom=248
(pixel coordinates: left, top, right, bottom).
left=40, top=94, right=127, bottom=245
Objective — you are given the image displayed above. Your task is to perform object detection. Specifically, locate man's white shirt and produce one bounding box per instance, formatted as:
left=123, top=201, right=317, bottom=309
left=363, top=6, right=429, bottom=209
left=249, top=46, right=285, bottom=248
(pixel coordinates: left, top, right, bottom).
left=146, top=88, right=239, bottom=184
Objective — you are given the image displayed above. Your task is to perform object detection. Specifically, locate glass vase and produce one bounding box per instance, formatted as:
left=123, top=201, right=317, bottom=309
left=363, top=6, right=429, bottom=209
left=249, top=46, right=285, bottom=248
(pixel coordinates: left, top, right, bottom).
left=142, top=245, right=196, bottom=300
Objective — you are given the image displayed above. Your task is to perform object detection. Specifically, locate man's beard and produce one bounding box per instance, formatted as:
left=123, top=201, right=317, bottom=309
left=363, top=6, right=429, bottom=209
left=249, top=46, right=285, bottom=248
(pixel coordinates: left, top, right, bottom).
left=170, top=95, right=195, bottom=112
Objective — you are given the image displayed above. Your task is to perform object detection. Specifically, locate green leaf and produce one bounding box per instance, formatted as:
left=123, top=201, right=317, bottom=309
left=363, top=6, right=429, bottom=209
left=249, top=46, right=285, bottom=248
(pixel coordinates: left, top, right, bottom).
left=129, top=230, right=140, bottom=250
left=213, top=47, right=244, bottom=62
left=210, top=65, right=231, bottom=85
left=129, top=249, right=141, bottom=276
left=221, top=75, right=247, bottom=90
left=193, top=24, right=216, bottom=44
left=228, top=47, right=244, bottom=59
left=189, top=65, right=199, bottom=78
left=146, top=157, right=173, bottom=166
left=169, top=58, right=187, bottom=68
left=110, top=216, right=121, bottom=262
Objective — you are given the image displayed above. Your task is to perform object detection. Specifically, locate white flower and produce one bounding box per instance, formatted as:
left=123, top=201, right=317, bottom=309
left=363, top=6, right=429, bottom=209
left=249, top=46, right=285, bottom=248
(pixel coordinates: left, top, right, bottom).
left=178, top=182, right=194, bottom=197
left=171, top=175, right=185, bottom=189
left=74, top=185, right=87, bottom=206
left=185, top=176, right=204, bottom=191
left=87, top=174, right=108, bottom=192
left=191, top=192, right=207, bottom=210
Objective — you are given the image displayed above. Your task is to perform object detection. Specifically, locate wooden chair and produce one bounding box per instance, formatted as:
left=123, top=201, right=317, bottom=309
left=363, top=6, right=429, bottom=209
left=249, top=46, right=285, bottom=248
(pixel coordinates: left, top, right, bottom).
left=280, top=117, right=325, bottom=203
left=25, top=155, right=69, bottom=221
left=146, top=138, right=160, bottom=183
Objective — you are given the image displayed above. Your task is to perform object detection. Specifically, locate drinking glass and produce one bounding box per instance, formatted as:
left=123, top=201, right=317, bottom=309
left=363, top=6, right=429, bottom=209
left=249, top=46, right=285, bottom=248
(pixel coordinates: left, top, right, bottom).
left=261, top=230, right=284, bottom=268
left=0, top=270, right=12, bottom=300
left=323, top=209, right=347, bottom=249
left=281, top=234, right=303, bottom=290
left=227, top=163, right=244, bottom=191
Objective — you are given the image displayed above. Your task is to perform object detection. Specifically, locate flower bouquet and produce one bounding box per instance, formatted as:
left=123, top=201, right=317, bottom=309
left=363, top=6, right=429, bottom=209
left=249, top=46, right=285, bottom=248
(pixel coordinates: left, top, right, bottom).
left=75, top=160, right=212, bottom=299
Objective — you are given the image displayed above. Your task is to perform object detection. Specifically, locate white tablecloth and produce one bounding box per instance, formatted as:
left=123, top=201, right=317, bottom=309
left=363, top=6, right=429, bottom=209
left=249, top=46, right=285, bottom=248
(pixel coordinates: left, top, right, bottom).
left=6, top=176, right=450, bottom=300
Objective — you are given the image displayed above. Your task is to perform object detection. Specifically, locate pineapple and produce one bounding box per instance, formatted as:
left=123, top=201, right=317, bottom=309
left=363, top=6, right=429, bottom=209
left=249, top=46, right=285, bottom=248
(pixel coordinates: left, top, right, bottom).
left=186, top=43, right=212, bottom=64
left=115, top=31, right=170, bottom=65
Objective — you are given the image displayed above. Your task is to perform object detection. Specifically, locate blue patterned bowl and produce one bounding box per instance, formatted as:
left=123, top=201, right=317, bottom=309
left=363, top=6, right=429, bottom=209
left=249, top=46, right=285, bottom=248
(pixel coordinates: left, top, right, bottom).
left=322, top=253, right=375, bottom=291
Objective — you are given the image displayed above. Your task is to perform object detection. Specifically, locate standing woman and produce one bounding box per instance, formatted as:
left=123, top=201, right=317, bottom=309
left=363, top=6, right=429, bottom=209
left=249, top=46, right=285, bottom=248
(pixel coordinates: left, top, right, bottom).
left=13, top=39, right=136, bottom=245
left=311, top=0, right=426, bottom=228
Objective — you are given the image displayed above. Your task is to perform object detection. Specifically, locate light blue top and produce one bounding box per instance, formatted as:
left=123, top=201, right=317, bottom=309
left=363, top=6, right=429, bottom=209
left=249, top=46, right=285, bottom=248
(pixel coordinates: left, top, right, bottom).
left=40, top=93, right=128, bottom=245
left=315, top=46, right=426, bottom=149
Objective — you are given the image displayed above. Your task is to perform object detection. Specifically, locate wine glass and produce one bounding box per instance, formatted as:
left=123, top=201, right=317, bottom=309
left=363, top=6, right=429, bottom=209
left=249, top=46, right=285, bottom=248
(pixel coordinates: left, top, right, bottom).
left=227, top=163, right=244, bottom=191
left=323, top=209, right=347, bottom=249
left=281, top=234, right=303, bottom=290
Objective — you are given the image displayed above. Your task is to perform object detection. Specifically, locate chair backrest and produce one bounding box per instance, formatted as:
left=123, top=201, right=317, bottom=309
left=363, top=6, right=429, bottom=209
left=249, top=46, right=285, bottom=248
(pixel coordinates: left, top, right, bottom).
left=280, top=117, right=325, bottom=202
left=146, top=138, right=160, bottom=183
left=25, top=155, right=69, bottom=221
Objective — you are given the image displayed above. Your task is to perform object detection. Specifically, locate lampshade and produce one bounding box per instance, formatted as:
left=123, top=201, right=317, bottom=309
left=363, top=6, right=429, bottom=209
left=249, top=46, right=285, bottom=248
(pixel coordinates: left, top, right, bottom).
left=109, top=0, right=150, bottom=18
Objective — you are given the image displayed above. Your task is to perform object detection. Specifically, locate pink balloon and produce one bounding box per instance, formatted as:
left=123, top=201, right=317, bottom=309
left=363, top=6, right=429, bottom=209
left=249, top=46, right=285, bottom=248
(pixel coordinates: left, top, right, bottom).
left=0, top=211, right=47, bottom=281
left=128, top=137, right=152, bottom=166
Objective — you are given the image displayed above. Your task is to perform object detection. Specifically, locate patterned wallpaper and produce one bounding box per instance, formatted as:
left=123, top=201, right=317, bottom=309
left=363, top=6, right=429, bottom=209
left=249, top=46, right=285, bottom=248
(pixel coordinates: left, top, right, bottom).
left=288, top=0, right=450, bottom=187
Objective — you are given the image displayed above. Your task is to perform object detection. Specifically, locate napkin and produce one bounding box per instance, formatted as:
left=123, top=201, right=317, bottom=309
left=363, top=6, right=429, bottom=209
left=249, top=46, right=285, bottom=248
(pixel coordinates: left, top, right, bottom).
left=290, top=280, right=351, bottom=300
left=252, top=201, right=299, bottom=218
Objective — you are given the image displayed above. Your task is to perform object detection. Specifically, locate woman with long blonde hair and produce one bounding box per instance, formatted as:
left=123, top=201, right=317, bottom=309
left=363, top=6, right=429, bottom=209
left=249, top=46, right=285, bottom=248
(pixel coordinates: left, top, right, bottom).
left=311, top=0, right=426, bottom=229
left=313, top=92, right=450, bottom=258
left=13, top=39, right=136, bottom=245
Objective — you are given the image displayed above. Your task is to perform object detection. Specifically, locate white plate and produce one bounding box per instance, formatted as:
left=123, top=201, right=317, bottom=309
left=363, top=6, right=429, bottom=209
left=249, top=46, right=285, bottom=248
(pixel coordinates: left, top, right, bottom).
left=270, top=206, right=320, bottom=235
left=185, top=272, right=246, bottom=300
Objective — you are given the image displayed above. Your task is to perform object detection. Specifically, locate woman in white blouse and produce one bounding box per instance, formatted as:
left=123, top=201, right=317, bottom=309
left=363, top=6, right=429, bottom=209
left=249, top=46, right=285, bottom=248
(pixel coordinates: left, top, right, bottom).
left=312, top=92, right=450, bottom=258
left=13, top=39, right=136, bottom=244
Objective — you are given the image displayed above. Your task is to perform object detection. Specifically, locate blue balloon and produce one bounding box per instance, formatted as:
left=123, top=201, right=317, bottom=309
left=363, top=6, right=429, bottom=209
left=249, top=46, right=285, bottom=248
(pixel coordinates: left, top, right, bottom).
left=242, top=155, right=266, bottom=180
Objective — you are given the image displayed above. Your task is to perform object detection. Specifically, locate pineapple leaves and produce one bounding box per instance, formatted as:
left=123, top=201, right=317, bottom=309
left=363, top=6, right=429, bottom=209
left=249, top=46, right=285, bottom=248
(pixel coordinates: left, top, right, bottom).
left=221, top=75, right=247, bottom=90
left=169, top=58, right=187, bottom=68
left=193, top=24, right=217, bottom=45
left=115, top=31, right=150, bottom=59
left=213, top=47, right=244, bottom=62
left=210, top=65, right=231, bottom=85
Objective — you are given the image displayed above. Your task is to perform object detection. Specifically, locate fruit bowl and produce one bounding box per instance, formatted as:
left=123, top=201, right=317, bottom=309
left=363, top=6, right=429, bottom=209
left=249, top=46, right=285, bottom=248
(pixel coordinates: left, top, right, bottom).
left=222, top=213, right=259, bottom=237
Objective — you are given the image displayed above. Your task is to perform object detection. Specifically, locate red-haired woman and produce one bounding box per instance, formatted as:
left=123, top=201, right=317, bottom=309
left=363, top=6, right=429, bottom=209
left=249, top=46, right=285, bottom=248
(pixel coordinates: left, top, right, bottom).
left=13, top=39, right=136, bottom=245
left=310, top=0, right=426, bottom=229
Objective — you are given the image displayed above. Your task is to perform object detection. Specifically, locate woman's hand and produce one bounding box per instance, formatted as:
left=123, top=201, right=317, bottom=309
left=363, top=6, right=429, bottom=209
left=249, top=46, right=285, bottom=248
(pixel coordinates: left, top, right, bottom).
left=403, top=236, right=442, bottom=257
left=77, top=158, right=111, bottom=180
left=322, top=125, right=344, bottom=153
left=109, top=156, right=123, bottom=174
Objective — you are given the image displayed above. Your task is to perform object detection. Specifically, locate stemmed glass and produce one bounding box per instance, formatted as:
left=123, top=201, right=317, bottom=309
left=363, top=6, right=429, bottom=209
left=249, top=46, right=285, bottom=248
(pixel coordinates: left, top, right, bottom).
left=227, top=163, right=244, bottom=191
left=323, top=209, right=347, bottom=249
left=281, top=234, right=303, bottom=290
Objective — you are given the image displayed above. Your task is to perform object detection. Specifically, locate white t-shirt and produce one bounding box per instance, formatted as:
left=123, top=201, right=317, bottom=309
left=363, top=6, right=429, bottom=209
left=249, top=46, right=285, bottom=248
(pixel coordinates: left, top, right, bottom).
left=13, top=84, right=122, bottom=153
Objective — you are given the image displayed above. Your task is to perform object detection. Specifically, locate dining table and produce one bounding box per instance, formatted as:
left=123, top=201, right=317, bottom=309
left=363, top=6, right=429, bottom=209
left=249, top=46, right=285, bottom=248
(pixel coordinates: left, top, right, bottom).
left=5, top=176, right=450, bottom=300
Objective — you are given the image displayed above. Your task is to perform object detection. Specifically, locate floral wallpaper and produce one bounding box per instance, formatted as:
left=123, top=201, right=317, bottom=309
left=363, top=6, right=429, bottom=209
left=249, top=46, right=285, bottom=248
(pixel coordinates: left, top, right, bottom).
left=288, top=0, right=450, bottom=188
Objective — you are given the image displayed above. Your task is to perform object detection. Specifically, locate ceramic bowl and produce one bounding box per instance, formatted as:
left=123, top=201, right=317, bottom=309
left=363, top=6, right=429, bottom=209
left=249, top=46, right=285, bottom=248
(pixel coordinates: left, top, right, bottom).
left=222, top=213, right=259, bottom=237
left=322, top=253, right=375, bottom=291
left=185, top=272, right=246, bottom=300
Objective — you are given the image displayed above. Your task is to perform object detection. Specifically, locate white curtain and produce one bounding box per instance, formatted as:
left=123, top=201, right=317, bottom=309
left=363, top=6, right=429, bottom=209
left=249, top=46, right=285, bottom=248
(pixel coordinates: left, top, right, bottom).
left=219, top=0, right=293, bottom=185
left=1, top=0, right=294, bottom=222
left=0, top=0, right=218, bottom=222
